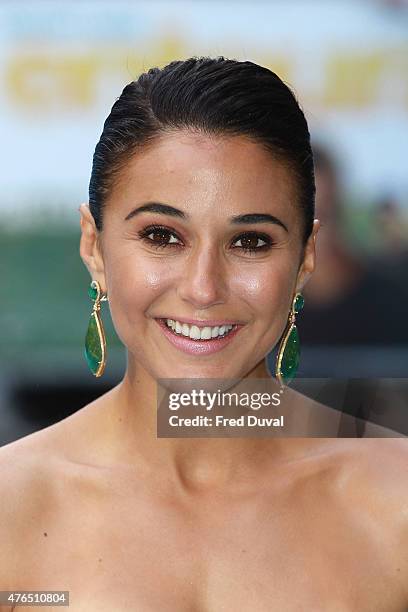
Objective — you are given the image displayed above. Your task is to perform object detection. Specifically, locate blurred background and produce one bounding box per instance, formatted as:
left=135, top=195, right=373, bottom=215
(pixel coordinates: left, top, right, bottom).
left=1, top=0, right=407, bottom=444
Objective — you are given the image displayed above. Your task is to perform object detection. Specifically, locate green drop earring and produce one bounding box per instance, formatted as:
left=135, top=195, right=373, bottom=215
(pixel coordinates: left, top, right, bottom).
left=275, top=292, right=304, bottom=389
left=84, top=280, right=108, bottom=377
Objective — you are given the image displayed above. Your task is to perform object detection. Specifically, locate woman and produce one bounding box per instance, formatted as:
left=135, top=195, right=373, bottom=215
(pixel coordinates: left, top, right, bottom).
left=0, top=57, right=407, bottom=611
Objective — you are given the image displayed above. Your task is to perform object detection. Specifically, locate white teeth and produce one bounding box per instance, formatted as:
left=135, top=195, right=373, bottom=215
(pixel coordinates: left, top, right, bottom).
left=181, top=324, right=190, bottom=337
left=189, top=325, right=201, bottom=340
left=201, top=327, right=212, bottom=340
left=165, top=319, right=234, bottom=340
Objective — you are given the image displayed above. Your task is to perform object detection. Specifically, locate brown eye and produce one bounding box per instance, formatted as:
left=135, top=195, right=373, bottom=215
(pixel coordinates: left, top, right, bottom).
left=147, top=228, right=180, bottom=245
left=232, top=232, right=271, bottom=252
left=138, top=225, right=183, bottom=248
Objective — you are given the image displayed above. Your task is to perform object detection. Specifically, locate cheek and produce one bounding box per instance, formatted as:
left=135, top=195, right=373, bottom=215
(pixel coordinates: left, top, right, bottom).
left=230, top=258, right=296, bottom=321
left=103, top=249, right=175, bottom=335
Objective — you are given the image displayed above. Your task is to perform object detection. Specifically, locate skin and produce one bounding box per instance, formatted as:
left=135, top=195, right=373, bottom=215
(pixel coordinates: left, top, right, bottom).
left=86, top=130, right=316, bottom=382
left=0, top=132, right=407, bottom=611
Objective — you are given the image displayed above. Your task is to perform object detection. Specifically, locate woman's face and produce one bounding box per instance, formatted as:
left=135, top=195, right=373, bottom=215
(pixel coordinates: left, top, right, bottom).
left=80, top=131, right=318, bottom=380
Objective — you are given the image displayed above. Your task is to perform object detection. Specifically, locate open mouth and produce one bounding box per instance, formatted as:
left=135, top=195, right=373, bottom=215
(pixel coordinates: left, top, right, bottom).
left=161, top=318, right=237, bottom=341
left=154, top=317, right=244, bottom=355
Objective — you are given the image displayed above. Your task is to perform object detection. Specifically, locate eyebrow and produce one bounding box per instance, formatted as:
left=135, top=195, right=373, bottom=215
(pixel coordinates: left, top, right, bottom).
left=124, top=202, right=288, bottom=232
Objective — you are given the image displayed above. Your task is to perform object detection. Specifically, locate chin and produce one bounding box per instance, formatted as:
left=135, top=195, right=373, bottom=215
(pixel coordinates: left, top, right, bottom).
left=153, top=359, right=248, bottom=384
left=155, top=368, right=245, bottom=397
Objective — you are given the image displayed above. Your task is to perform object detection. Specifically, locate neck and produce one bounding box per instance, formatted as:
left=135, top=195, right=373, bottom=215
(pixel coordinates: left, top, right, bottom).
left=99, top=356, right=325, bottom=493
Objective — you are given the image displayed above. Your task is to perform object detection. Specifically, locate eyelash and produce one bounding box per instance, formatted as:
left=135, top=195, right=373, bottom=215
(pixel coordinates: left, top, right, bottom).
left=137, top=225, right=274, bottom=254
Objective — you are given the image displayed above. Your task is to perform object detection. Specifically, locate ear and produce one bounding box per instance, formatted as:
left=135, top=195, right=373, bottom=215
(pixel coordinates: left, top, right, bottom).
left=296, top=219, right=320, bottom=292
left=79, top=203, right=107, bottom=291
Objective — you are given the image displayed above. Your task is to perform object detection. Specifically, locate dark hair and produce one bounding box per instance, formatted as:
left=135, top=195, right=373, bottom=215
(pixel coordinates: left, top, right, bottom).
left=89, top=56, right=315, bottom=244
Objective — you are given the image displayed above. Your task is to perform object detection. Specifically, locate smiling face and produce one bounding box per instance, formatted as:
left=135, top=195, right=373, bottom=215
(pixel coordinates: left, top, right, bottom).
left=80, top=130, right=319, bottom=380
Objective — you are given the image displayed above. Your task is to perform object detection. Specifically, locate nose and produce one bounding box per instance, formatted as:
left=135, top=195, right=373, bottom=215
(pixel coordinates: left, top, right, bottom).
left=176, top=243, right=228, bottom=309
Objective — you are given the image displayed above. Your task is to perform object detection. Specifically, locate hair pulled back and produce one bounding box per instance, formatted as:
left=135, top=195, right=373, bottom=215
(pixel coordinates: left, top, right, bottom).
left=89, top=56, right=315, bottom=243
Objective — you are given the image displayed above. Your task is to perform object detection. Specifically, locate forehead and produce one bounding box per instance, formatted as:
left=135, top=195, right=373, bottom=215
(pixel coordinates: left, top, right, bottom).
left=107, top=130, right=298, bottom=221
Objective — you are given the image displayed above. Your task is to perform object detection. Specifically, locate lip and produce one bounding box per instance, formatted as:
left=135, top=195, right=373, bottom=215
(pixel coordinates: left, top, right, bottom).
left=154, top=318, right=245, bottom=355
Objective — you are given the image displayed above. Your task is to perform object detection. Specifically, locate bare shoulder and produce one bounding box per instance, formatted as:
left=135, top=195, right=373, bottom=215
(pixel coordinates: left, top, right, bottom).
left=334, top=439, right=408, bottom=568
left=0, top=429, right=59, bottom=590
left=353, top=438, right=408, bottom=488
left=305, top=440, right=408, bottom=553
left=334, top=438, right=408, bottom=507
left=0, top=425, right=61, bottom=504
left=0, top=401, right=103, bottom=590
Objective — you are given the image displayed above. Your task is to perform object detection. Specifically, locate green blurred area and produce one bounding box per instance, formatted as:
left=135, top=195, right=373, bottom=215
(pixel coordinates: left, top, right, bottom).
left=342, top=198, right=408, bottom=256
left=1, top=226, right=122, bottom=361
